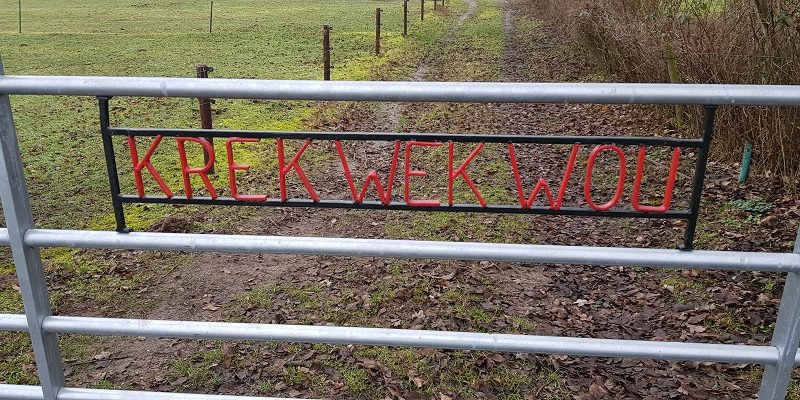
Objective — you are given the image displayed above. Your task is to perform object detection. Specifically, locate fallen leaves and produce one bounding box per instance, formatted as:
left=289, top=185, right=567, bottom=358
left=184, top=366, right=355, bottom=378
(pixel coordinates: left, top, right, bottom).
left=222, top=343, right=235, bottom=369
left=406, top=369, right=424, bottom=388
left=588, top=382, right=609, bottom=398
left=686, top=324, right=707, bottom=334
left=51, top=7, right=800, bottom=399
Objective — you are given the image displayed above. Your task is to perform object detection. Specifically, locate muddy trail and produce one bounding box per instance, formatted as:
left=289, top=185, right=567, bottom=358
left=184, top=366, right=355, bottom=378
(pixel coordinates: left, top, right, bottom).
left=369, top=2, right=796, bottom=398
left=378, top=0, right=478, bottom=132
left=55, top=0, right=800, bottom=398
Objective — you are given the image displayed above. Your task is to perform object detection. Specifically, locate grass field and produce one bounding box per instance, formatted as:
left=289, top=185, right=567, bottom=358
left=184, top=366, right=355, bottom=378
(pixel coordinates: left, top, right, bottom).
left=0, top=0, right=461, bottom=390
left=0, top=1, right=471, bottom=298
left=0, top=0, right=453, bottom=230
left=0, top=0, right=421, bottom=78
left=0, top=3, right=458, bottom=273
left=0, top=0, right=456, bottom=291
left=2, top=0, right=798, bottom=397
left=0, top=0, right=462, bottom=262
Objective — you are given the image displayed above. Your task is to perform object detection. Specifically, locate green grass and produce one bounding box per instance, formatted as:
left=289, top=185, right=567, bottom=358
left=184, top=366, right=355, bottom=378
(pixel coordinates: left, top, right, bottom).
left=661, top=275, right=708, bottom=304
left=0, top=284, right=23, bottom=313
left=169, top=344, right=224, bottom=390
left=790, top=379, right=800, bottom=400
left=0, top=0, right=453, bottom=231
left=0, top=0, right=460, bottom=389
left=92, top=380, right=116, bottom=389
left=338, top=364, right=369, bottom=394
left=0, top=333, right=37, bottom=384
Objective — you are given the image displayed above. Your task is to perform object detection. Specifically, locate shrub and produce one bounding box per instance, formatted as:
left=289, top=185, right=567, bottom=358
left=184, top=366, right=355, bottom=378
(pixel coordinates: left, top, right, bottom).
left=542, top=0, right=800, bottom=176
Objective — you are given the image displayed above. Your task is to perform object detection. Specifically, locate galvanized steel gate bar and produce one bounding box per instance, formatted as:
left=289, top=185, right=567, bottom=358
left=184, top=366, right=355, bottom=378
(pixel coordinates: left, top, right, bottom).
left=1, top=61, right=800, bottom=399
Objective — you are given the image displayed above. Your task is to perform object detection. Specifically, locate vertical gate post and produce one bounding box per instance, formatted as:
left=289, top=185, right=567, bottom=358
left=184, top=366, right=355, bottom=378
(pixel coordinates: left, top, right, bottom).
left=403, top=0, right=408, bottom=36
left=375, top=8, right=382, bottom=56
left=97, top=97, right=131, bottom=233
left=323, top=25, right=332, bottom=81
left=758, top=226, right=800, bottom=400
left=681, top=105, right=716, bottom=250
left=196, top=64, right=215, bottom=174
left=0, top=56, right=64, bottom=400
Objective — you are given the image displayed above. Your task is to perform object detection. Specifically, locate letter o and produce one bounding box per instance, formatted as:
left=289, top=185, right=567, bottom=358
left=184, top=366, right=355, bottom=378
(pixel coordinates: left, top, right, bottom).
left=584, top=145, right=627, bottom=211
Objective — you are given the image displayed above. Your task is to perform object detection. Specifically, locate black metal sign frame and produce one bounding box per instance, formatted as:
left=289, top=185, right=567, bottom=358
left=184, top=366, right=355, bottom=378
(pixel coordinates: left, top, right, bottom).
left=98, top=97, right=716, bottom=250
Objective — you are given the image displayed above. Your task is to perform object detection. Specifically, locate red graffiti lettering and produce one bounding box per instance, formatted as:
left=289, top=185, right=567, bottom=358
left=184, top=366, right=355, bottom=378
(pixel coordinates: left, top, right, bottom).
left=404, top=141, right=442, bottom=207
left=176, top=137, right=217, bottom=199
left=277, top=139, right=319, bottom=202
left=336, top=140, right=401, bottom=204
left=127, top=135, right=173, bottom=198
left=225, top=138, right=268, bottom=202
left=508, top=143, right=579, bottom=209
left=632, top=147, right=681, bottom=213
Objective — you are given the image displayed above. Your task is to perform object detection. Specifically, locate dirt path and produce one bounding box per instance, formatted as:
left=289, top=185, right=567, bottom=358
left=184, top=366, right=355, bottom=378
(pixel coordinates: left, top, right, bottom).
left=365, top=0, right=797, bottom=397
left=60, top=1, right=494, bottom=395
left=378, top=0, right=478, bottom=132
left=500, top=0, right=513, bottom=80
left=485, top=0, right=798, bottom=398
left=135, top=0, right=482, bottom=325
left=60, top=0, right=799, bottom=398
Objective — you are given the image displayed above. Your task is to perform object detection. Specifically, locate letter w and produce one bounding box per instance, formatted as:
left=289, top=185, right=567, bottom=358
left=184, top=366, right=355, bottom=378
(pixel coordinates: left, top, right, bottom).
left=508, top=143, right=578, bottom=209
left=335, top=140, right=400, bottom=205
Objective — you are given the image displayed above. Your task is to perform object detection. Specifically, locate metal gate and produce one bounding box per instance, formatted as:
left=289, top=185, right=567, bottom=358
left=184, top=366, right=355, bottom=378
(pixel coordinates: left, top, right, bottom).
left=0, top=58, right=799, bottom=399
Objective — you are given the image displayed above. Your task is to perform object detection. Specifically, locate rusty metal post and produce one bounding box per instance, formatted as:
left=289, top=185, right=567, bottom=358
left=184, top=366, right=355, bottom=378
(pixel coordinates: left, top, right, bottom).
left=375, top=8, right=382, bottom=56
left=421, top=0, right=424, bottom=20
left=195, top=64, right=215, bottom=174
left=323, top=25, right=332, bottom=80
left=403, top=0, right=408, bottom=36
left=209, top=0, right=213, bottom=33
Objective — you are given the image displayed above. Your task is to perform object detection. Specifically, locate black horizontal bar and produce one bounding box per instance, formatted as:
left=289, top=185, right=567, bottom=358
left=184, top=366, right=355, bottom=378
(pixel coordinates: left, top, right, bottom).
left=108, top=128, right=704, bottom=148
left=117, top=195, right=692, bottom=219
